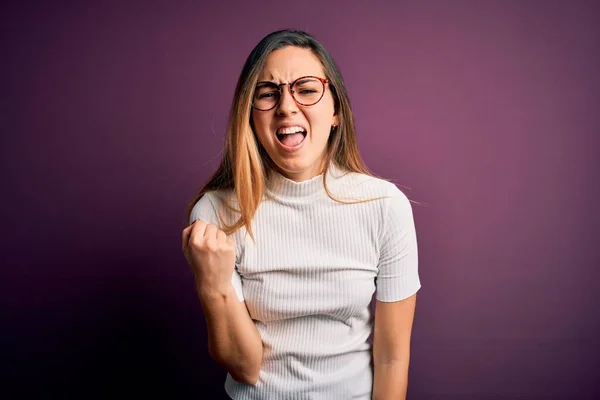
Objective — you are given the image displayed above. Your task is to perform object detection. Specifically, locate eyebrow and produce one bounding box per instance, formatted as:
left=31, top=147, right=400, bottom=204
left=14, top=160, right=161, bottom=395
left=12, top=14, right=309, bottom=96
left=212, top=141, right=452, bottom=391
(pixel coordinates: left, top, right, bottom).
left=293, top=77, right=315, bottom=84
left=256, top=81, right=278, bottom=86
left=256, top=77, right=323, bottom=86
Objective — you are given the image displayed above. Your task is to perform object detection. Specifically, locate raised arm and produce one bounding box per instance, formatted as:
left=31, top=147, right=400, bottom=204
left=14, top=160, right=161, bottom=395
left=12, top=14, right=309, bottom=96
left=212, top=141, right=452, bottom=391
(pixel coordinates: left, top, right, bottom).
left=182, top=220, right=263, bottom=384
left=182, top=192, right=263, bottom=385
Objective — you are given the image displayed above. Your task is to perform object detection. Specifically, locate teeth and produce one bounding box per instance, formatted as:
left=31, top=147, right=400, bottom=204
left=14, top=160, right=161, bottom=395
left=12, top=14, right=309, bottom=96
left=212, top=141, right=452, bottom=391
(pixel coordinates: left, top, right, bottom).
left=277, top=126, right=305, bottom=134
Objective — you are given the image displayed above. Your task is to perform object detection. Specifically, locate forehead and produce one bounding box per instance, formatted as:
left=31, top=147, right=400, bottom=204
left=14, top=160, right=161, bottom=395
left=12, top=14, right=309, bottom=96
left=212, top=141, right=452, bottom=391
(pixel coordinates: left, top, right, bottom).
left=259, top=46, right=325, bottom=81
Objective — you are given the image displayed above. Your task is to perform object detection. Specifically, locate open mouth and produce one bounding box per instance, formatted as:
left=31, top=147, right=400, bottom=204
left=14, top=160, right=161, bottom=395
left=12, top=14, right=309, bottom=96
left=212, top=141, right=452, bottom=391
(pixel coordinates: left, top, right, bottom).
left=276, top=128, right=307, bottom=147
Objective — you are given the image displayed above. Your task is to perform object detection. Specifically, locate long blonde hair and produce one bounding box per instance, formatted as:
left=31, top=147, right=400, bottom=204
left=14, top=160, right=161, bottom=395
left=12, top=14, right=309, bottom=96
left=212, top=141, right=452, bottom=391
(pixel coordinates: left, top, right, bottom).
left=186, top=30, right=382, bottom=239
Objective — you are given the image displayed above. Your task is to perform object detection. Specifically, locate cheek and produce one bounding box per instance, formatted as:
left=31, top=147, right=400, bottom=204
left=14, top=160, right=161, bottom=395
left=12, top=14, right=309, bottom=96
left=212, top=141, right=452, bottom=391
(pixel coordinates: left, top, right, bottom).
left=251, top=111, right=273, bottom=145
left=313, top=97, right=336, bottom=126
left=251, top=110, right=261, bottom=129
left=308, top=108, right=335, bottom=133
left=251, top=110, right=264, bottom=127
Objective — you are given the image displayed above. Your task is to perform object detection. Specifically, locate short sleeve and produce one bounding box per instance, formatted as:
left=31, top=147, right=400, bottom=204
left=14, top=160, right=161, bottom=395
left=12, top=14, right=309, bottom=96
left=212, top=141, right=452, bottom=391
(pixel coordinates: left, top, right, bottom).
left=189, top=192, right=245, bottom=302
left=375, top=187, right=421, bottom=302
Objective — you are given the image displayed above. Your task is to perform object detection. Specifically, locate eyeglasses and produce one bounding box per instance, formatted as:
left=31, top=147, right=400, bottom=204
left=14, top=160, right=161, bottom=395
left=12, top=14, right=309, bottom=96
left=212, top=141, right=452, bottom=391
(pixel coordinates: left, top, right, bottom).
left=251, top=76, right=329, bottom=111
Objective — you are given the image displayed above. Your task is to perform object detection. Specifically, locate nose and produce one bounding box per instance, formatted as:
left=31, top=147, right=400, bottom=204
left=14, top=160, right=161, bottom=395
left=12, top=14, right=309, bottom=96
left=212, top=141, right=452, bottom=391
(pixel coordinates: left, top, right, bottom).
left=276, top=84, right=298, bottom=116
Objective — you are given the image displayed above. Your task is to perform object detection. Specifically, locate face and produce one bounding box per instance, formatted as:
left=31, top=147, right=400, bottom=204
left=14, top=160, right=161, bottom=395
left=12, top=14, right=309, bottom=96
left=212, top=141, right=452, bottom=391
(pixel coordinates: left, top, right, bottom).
left=251, top=46, right=339, bottom=182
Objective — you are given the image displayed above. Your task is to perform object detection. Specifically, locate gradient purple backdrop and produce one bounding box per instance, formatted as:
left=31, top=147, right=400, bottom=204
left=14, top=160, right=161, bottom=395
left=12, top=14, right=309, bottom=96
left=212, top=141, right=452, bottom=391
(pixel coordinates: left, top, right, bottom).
left=2, top=0, right=599, bottom=398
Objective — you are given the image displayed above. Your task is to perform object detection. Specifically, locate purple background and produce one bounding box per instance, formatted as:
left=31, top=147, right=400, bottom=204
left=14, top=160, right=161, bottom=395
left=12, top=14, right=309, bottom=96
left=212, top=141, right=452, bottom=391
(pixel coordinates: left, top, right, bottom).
left=2, top=0, right=599, bottom=398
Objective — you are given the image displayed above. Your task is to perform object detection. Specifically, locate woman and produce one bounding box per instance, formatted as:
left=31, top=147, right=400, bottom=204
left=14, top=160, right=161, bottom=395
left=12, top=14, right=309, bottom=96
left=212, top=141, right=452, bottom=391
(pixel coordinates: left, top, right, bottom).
left=182, top=29, right=421, bottom=400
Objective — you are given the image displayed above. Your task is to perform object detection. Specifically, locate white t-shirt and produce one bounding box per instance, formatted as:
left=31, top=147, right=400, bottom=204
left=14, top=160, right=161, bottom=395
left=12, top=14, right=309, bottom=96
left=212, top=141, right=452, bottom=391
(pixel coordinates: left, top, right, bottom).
left=190, top=164, right=421, bottom=399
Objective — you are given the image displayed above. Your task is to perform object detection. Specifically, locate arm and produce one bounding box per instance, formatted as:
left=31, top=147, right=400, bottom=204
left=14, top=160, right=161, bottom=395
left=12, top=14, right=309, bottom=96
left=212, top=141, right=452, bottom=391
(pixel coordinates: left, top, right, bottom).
left=197, top=281, right=263, bottom=385
left=372, top=294, right=417, bottom=400
left=184, top=194, right=263, bottom=385
left=373, top=186, right=421, bottom=399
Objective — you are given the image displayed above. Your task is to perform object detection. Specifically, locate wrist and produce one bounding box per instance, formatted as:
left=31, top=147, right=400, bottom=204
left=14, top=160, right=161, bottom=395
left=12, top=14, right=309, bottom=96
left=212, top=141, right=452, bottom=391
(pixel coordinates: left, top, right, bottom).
left=196, top=281, right=233, bottom=303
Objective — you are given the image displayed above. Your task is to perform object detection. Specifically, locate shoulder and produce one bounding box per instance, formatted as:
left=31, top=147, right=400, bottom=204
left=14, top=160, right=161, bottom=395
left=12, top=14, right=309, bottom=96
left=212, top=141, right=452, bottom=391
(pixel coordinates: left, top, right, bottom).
left=335, top=171, right=416, bottom=229
left=334, top=170, right=410, bottom=202
left=194, top=188, right=236, bottom=207
left=189, top=188, right=235, bottom=225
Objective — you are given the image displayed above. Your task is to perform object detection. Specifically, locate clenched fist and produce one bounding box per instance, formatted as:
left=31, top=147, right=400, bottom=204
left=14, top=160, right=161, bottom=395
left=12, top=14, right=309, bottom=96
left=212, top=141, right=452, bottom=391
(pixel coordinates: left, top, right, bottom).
left=182, top=219, right=236, bottom=297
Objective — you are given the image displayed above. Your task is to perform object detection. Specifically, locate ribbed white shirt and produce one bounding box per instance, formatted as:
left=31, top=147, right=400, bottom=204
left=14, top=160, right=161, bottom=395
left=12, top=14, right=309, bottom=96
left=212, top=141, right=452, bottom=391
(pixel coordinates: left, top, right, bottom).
left=190, top=164, right=421, bottom=399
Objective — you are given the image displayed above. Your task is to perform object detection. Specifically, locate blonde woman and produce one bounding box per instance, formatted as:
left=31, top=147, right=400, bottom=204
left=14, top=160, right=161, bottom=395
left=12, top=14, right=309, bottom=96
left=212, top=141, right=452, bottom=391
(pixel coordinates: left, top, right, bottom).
left=182, top=29, right=421, bottom=400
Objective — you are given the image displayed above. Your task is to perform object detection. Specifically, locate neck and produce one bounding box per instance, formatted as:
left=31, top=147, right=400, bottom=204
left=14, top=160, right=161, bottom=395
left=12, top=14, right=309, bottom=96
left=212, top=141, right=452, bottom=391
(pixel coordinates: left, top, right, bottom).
left=266, top=162, right=343, bottom=200
left=273, top=160, right=327, bottom=183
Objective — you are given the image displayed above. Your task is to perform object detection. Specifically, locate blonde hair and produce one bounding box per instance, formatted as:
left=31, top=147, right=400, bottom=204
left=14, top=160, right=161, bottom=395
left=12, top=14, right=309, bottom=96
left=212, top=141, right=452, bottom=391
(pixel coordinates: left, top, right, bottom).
left=186, top=30, right=386, bottom=240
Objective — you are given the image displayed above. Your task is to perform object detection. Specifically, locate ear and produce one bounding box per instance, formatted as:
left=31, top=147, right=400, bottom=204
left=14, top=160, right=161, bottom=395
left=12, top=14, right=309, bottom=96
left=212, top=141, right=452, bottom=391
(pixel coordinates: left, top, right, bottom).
left=332, top=114, right=339, bottom=128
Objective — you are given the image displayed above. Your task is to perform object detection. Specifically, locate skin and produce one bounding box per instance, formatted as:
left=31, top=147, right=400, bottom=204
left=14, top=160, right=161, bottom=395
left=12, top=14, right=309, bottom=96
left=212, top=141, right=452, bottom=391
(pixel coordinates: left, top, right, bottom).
left=372, top=294, right=417, bottom=400
left=251, top=46, right=339, bottom=182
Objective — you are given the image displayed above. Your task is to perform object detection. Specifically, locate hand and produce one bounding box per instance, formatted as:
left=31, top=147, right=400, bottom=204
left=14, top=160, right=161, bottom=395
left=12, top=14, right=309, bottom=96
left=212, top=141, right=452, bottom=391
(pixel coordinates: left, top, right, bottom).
left=182, top=220, right=236, bottom=297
